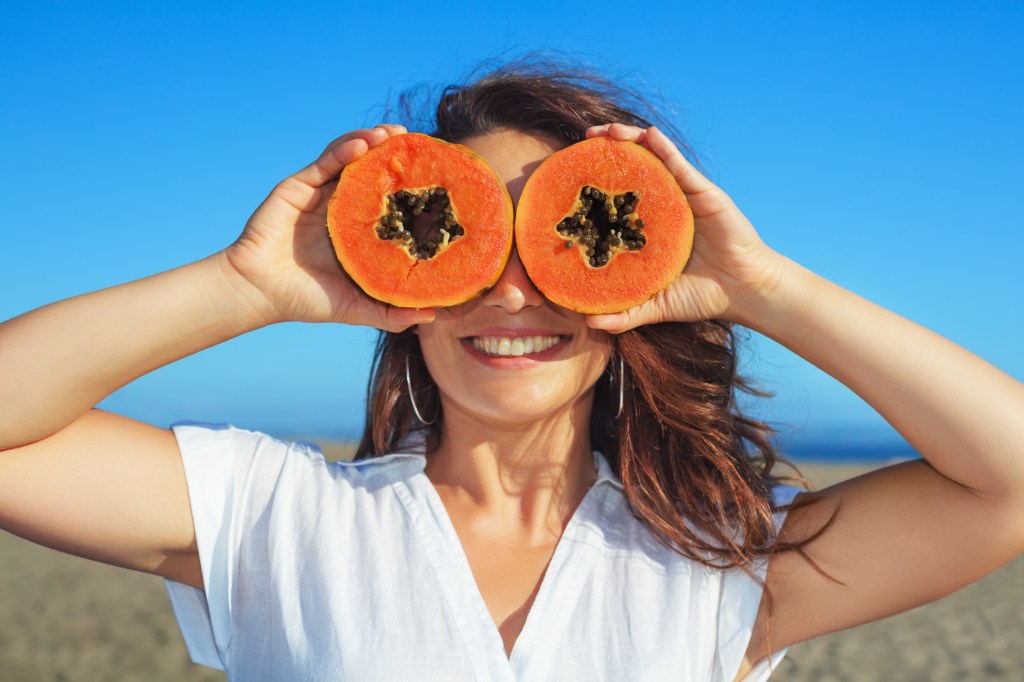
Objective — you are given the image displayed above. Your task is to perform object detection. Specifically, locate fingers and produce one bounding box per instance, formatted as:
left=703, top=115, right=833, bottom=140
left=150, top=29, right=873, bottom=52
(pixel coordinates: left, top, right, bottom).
left=375, top=124, right=408, bottom=138
left=317, top=178, right=339, bottom=211
left=292, top=130, right=378, bottom=187
left=586, top=301, right=661, bottom=334
left=293, top=124, right=408, bottom=188
left=586, top=122, right=648, bottom=144
left=585, top=311, right=630, bottom=333
left=643, top=126, right=717, bottom=197
left=381, top=305, right=436, bottom=332
left=346, top=295, right=436, bottom=333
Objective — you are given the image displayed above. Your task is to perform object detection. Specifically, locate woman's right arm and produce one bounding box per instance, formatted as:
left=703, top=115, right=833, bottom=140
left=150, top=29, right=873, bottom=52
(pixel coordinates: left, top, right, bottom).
left=0, top=124, right=432, bottom=587
left=0, top=254, right=269, bottom=450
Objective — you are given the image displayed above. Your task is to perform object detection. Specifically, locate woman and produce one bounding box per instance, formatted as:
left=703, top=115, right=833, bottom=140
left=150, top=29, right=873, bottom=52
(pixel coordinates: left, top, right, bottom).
left=1, top=63, right=1022, bottom=681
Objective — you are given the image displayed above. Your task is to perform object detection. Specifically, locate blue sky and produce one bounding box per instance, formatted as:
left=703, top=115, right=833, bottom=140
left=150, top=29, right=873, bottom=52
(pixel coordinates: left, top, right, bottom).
left=2, top=2, right=1021, bottom=453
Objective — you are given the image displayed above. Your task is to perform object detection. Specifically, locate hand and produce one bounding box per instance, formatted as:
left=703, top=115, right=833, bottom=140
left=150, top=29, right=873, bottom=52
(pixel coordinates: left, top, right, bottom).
left=222, top=125, right=436, bottom=331
left=584, top=124, right=785, bottom=333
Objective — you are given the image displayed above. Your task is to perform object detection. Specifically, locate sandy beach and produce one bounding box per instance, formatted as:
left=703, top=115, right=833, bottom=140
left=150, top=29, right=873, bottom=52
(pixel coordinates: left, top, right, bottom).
left=1, top=451, right=1021, bottom=681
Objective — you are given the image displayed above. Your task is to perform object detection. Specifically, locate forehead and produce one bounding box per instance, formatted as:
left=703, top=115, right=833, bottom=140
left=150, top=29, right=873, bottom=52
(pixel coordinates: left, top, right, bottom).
left=459, top=129, right=562, bottom=204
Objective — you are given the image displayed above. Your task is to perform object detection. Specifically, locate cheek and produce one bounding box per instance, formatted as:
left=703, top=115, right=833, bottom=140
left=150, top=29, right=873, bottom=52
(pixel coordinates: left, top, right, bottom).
left=416, top=325, right=458, bottom=379
left=576, top=335, right=615, bottom=395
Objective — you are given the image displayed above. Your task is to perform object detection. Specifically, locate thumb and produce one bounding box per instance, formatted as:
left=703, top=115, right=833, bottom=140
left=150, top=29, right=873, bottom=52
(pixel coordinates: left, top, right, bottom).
left=586, top=301, right=662, bottom=334
left=379, top=305, right=437, bottom=333
left=339, top=293, right=436, bottom=332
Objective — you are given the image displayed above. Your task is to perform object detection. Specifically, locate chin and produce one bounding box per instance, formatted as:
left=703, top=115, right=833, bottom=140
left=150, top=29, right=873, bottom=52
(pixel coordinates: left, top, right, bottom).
left=441, top=385, right=593, bottom=429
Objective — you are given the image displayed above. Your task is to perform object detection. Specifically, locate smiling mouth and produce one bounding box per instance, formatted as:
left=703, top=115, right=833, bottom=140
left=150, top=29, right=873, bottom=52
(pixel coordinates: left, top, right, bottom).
left=469, top=335, right=565, bottom=357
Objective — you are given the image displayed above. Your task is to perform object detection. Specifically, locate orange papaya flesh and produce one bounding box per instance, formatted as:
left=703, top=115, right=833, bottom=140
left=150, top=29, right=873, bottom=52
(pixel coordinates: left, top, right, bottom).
left=514, top=137, right=694, bottom=314
left=327, top=133, right=514, bottom=308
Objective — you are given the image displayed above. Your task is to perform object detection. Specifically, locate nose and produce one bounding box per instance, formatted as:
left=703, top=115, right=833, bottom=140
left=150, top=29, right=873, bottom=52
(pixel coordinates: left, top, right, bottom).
left=481, top=248, right=544, bottom=313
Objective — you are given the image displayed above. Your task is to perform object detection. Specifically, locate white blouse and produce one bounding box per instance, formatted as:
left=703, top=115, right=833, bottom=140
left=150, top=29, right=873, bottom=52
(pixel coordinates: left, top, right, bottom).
left=165, top=423, right=796, bottom=681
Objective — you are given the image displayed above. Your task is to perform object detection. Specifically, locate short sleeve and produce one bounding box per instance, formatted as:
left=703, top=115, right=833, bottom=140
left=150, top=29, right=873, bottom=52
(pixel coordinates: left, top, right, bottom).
left=163, top=422, right=289, bottom=670
left=713, top=484, right=801, bottom=681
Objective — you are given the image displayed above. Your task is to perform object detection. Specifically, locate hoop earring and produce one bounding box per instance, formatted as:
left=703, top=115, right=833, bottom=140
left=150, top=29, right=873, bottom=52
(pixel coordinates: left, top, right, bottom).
left=609, top=356, right=625, bottom=420
left=405, top=355, right=438, bottom=426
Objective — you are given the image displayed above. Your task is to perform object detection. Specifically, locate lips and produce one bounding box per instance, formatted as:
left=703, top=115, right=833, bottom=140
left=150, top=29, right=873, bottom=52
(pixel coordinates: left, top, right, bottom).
left=469, top=334, right=563, bottom=357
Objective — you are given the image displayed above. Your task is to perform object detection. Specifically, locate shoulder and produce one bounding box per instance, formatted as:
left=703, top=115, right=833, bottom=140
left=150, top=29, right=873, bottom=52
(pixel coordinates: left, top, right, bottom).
left=170, top=421, right=426, bottom=489
left=171, top=421, right=302, bottom=459
left=772, top=484, right=801, bottom=508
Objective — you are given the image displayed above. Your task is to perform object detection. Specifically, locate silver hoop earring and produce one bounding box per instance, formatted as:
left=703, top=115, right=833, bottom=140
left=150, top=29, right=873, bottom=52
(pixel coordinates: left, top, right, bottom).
left=609, top=356, right=625, bottom=420
left=405, top=355, right=438, bottom=426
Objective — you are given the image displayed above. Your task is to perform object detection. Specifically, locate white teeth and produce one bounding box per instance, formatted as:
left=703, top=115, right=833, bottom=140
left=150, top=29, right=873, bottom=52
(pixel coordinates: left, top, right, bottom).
left=470, top=335, right=562, bottom=357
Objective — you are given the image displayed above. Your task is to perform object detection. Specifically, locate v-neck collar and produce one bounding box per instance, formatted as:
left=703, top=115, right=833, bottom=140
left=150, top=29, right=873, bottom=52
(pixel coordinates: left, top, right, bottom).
left=389, top=450, right=621, bottom=680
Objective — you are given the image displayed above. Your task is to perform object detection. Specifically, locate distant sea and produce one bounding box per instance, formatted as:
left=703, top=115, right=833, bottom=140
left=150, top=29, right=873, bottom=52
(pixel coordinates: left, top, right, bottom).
left=775, top=435, right=920, bottom=463
left=294, top=429, right=920, bottom=465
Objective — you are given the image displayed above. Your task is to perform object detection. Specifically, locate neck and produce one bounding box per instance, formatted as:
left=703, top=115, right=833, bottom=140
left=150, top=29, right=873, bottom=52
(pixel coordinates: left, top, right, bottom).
left=423, top=396, right=598, bottom=542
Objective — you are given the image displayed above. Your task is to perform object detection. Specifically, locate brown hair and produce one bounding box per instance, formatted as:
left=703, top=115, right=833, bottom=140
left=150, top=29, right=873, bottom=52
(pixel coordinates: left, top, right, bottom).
left=355, top=56, right=802, bottom=571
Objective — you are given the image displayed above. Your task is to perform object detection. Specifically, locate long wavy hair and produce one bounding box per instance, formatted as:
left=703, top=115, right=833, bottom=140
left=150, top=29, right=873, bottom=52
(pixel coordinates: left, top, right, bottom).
left=354, top=57, right=805, bottom=572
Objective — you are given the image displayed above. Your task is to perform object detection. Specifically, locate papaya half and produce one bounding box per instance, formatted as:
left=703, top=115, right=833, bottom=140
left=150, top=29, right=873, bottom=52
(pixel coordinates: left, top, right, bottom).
left=327, top=133, right=513, bottom=308
left=514, top=136, right=694, bottom=314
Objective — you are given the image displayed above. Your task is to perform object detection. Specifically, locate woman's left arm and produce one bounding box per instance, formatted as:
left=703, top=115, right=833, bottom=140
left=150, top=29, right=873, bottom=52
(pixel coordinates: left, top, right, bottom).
left=738, top=252, right=1024, bottom=625
left=586, top=124, right=1024, bottom=666
left=734, top=256, right=1024, bottom=671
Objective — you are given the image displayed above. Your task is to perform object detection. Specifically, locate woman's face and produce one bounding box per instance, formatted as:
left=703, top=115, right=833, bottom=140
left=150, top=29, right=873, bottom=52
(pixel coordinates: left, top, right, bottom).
left=416, top=129, right=613, bottom=428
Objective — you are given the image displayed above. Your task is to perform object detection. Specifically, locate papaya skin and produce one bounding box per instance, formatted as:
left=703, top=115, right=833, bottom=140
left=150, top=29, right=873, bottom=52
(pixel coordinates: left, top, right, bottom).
left=327, top=133, right=514, bottom=309
left=514, top=136, right=694, bottom=315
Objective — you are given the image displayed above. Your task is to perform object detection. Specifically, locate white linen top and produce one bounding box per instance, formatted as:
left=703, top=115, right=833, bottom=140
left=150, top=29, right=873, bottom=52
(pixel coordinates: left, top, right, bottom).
left=165, top=422, right=796, bottom=681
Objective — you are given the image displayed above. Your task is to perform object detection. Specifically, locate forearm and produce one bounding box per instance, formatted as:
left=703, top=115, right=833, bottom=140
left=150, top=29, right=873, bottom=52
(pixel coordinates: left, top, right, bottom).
left=735, top=254, right=1024, bottom=499
left=0, top=251, right=270, bottom=449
